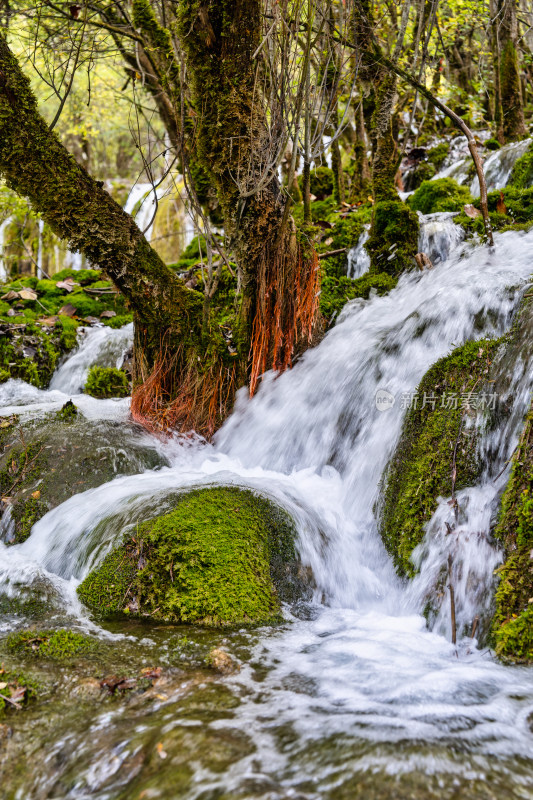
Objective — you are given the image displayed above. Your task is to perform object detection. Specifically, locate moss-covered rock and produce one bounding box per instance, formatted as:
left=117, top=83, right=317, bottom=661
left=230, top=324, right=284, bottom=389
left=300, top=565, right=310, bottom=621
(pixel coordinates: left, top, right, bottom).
left=366, top=201, right=419, bottom=276
left=306, top=166, right=334, bottom=200
left=408, top=177, right=473, bottom=215
left=6, top=629, right=95, bottom=660
left=0, top=414, right=168, bottom=544
left=85, top=366, right=130, bottom=398
left=78, top=486, right=309, bottom=626
left=377, top=339, right=500, bottom=576
left=319, top=272, right=397, bottom=321
left=484, top=137, right=501, bottom=151
left=0, top=665, right=38, bottom=715
left=491, top=400, right=533, bottom=663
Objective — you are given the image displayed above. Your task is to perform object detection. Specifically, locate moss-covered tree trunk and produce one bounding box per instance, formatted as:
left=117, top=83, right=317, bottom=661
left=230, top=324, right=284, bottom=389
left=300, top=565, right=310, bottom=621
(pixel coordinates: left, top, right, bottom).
left=0, top=35, right=234, bottom=436
left=492, top=0, right=526, bottom=142
left=352, top=1, right=418, bottom=276
left=176, top=0, right=320, bottom=394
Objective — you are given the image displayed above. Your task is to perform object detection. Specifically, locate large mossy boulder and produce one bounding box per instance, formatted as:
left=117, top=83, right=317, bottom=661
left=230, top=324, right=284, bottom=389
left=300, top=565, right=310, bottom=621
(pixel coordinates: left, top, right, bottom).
left=491, top=400, right=533, bottom=663
left=78, top=486, right=308, bottom=627
left=408, top=177, right=472, bottom=215
left=377, top=338, right=499, bottom=576
left=0, top=409, right=168, bottom=544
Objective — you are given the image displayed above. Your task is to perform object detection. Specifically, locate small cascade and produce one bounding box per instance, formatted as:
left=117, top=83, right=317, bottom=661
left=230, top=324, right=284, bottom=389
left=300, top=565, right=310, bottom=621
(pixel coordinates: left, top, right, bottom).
left=36, top=218, right=45, bottom=279
left=50, top=323, right=134, bottom=395
left=0, top=215, right=12, bottom=281
left=347, top=227, right=370, bottom=278
left=124, top=183, right=162, bottom=241
left=470, top=138, right=532, bottom=197
left=417, top=211, right=465, bottom=264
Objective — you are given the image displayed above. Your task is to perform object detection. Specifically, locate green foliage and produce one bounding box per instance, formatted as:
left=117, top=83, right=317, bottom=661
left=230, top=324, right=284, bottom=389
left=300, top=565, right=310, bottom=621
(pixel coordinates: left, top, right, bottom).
left=378, top=339, right=499, bottom=576
left=409, top=178, right=473, bottom=214
left=55, top=400, right=78, bottom=421
left=491, top=402, right=533, bottom=663
left=455, top=186, right=533, bottom=236
left=7, top=629, right=95, bottom=660
left=85, top=366, right=129, bottom=399
left=78, top=487, right=300, bottom=626
left=509, top=141, right=533, bottom=189
left=367, top=201, right=419, bottom=276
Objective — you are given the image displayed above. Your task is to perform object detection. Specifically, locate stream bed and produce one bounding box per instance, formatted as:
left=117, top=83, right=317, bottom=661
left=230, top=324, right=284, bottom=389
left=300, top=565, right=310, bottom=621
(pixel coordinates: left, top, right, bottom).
left=0, top=225, right=532, bottom=799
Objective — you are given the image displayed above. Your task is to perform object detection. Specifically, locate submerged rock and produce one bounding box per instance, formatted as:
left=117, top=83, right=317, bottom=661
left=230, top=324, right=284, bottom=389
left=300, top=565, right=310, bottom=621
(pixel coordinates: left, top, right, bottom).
left=0, top=410, right=168, bottom=544
left=78, top=486, right=310, bottom=627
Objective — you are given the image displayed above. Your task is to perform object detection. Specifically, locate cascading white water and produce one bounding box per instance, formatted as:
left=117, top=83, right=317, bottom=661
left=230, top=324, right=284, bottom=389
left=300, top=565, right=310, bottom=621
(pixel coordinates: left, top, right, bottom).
left=50, top=322, right=133, bottom=395
left=470, top=139, right=532, bottom=197
left=1, top=226, right=532, bottom=795
left=417, top=211, right=465, bottom=264
left=0, top=215, right=12, bottom=281
left=124, top=183, right=162, bottom=241
left=347, top=228, right=370, bottom=278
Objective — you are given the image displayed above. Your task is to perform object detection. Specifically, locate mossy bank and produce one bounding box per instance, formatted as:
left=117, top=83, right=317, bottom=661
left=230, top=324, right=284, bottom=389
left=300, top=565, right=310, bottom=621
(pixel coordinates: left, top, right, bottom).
left=377, top=338, right=500, bottom=577
left=78, top=486, right=310, bottom=627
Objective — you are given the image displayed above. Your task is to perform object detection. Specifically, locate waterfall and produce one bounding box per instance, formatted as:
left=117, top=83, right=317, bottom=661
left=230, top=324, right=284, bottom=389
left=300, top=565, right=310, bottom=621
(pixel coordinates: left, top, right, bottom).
left=417, top=211, right=465, bottom=264
left=1, top=227, right=532, bottom=796
left=0, top=215, right=12, bottom=281
left=347, top=227, right=370, bottom=278
left=123, top=183, right=162, bottom=241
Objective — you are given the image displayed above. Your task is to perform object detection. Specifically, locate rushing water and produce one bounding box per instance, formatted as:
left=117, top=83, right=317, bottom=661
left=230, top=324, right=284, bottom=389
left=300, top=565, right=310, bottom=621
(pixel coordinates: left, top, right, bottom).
left=0, top=224, right=532, bottom=798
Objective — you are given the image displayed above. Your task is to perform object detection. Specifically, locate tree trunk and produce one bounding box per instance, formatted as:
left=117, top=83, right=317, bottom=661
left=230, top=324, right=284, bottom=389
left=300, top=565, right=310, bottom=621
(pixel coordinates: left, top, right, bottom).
left=0, top=35, right=233, bottom=437
left=176, top=0, right=320, bottom=395
left=493, top=0, right=526, bottom=141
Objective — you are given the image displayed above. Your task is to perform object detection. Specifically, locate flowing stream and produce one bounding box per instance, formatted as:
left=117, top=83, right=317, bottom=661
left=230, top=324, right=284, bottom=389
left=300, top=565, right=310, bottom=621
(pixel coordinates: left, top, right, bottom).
left=0, top=224, right=532, bottom=798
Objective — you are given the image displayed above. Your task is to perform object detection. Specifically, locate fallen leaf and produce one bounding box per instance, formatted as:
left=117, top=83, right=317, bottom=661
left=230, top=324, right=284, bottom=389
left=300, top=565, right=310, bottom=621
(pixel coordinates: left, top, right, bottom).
left=55, top=281, right=75, bottom=292
left=58, top=304, right=77, bottom=317
left=0, top=682, right=7, bottom=690
left=313, top=220, right=333, bottom=230
left=141, top=667, right=162, bottom=680
left=31, top=490, right=41, bottom=500
left=1, top=291, right=19, bottom=301
left=8, top=686, right=26, bottom=705
left=496, top=190, right=507, bottom=215
left=83, top=316, right=100, bottom=325
left=6, top=309, right=16, bottom=317
left=100, top=310, right=116, bottom=319
left=463, top=204, right=481, bottom=218
left=156, top=742, right=167, bottom=759
left=38, top=316, right=59, bottom=327
left=19, top=289, right=37, bottom=301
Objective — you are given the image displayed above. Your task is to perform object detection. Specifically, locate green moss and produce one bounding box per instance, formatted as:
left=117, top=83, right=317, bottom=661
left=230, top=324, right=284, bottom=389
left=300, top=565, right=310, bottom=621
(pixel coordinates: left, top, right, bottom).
left=454, top=186, right=533, bottom=237
left=55, top=400, right=78, bottom=421
left=319, top=272, right=397, bottom=320
left=0, top=666, right=38, bottom=714
left=491, top=402, right=533, bottom=663
left=427, top=143, right=449, bottom=169
left=78, top=486, right=302, bottom=626
left=409, top=178, right=473, bottom=214
left=302, top=166, right=334, bottom=200
left=367, top=200, right=419, bottom=276
left=485, top=137, right=501, bottom=151
left=6, top=629, right=95, bottom=660
left=509, top=141, right=533, bottom=189
left=378, top=339, right=500, bottom=576
left=85, top=366, right=129, bottom=398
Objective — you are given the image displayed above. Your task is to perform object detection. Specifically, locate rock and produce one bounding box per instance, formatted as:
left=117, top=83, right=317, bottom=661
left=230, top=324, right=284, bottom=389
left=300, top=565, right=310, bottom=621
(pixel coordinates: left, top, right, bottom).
left=71, top=678, right=102, bottom=700
left=209, top=648, right=240, bottom=675
left=78, top=486, right=312, bottom=627
left=0, top=414, right=169, bottom=544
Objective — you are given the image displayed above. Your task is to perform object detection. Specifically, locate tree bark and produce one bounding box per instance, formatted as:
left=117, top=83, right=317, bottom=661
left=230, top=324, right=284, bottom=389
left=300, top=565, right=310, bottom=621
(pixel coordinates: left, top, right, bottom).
left=492, top=0, right=526, bottom=141
left=0, top=34, right=235, bottom=436
left=176, top=0, right=320, bottom=394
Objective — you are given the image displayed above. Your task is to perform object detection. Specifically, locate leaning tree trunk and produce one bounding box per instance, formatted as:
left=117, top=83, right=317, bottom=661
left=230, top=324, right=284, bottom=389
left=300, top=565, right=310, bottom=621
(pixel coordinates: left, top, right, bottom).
left=0, top=35, right=233, bottom=437
left=176, top=0, right=320, bottom=395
